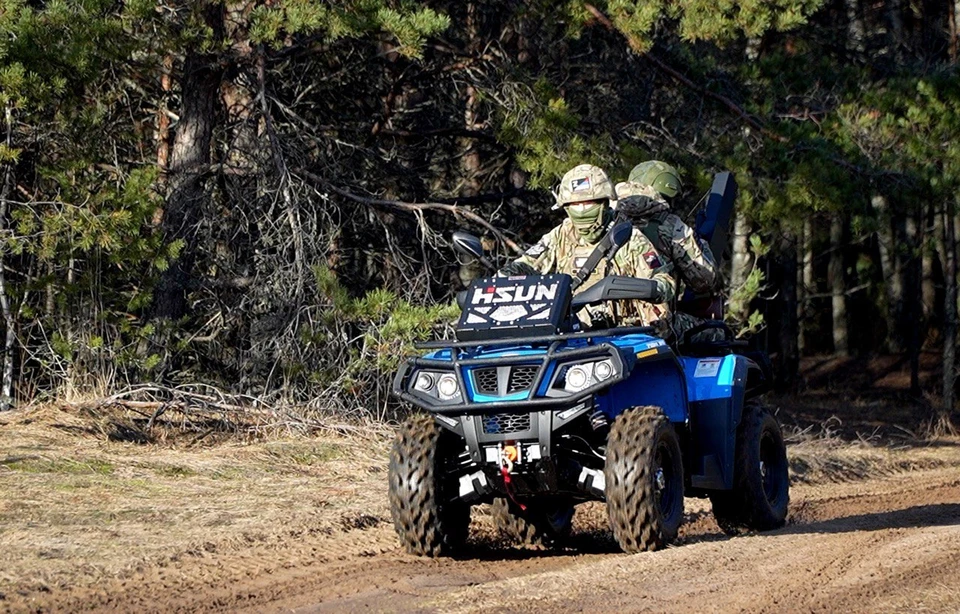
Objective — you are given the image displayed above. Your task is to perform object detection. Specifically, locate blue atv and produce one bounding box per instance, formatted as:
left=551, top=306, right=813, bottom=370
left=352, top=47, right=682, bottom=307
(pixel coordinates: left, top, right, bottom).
left=387, top=221, right=789, bottom=556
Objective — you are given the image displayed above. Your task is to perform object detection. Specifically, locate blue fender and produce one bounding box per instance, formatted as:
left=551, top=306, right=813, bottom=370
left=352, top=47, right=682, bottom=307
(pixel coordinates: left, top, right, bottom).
left=681, top=354, right=754, bottom=491
left=597, top=352, right=688, bottom=423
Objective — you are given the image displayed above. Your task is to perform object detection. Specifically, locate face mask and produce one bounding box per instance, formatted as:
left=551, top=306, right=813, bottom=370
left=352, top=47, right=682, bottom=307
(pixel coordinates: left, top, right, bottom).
left=566, top=201, right=606, bottom=242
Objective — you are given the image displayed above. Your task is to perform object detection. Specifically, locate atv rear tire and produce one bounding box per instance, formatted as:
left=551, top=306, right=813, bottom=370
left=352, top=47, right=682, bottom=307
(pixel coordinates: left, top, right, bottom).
left=605, top=406, right=684, bottom=553
left=710, top=401, right=789, bottom=533
left=490, top=497, right=574, bottom=547
left=388, top=413, right=470, bottom=557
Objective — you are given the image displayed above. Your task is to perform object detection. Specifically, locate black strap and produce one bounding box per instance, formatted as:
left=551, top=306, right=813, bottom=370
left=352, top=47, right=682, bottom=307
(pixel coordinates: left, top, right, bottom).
left=570, top=219, right=619, bottom=291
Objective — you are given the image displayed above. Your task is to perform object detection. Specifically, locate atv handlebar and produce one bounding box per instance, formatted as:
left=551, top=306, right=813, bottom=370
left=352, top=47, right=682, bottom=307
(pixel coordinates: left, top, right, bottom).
left=569, top=276, right=661, bottom=310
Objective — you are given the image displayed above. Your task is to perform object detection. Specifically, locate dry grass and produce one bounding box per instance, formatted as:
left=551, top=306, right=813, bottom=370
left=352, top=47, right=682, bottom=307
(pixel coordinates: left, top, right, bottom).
left=0, top=403, right=392, bottom=599
left=783, top=414, right=960, bottom=484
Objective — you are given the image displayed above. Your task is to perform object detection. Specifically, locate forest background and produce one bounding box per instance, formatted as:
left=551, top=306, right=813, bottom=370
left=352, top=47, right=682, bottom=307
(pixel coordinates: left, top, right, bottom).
left=2, top=0, right=959, bottom=433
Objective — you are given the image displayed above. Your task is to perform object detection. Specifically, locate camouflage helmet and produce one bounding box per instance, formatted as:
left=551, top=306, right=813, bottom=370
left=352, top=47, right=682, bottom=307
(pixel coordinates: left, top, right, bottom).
left=628, top=160, right=682, bottom=199
left=552, top=164, right=617, bottom=210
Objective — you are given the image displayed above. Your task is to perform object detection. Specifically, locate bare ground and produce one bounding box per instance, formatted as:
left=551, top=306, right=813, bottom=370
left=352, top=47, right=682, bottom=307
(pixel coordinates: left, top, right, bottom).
left=3, top=378, right=960, bottom=612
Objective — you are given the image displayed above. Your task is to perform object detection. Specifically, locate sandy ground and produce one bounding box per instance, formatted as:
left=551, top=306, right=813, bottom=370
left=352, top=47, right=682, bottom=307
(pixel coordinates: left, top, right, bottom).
left=2, top=403, right=960, bottom=613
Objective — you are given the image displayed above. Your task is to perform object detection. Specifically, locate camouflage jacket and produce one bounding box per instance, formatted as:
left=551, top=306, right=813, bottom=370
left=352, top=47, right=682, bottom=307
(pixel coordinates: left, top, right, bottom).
left=511, top=215, right=676, bottom=327
left=616, top=182, right=721, bottom=296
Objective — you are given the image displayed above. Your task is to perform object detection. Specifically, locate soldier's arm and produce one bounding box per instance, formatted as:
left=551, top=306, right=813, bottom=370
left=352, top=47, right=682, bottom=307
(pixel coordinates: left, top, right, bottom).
left=510, top=226, right=559, bottom=273
left=619, top=232, right=677, bottom=304
left=666, top=215, right=720, bottom=294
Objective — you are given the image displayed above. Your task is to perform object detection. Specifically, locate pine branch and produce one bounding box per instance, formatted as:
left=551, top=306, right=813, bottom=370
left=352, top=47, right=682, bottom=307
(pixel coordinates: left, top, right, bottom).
left=582, top=3, right=787, bottom=143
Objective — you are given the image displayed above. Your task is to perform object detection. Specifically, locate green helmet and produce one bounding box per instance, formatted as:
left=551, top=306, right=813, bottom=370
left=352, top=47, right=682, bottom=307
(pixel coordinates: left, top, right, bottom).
left=628, top=160, right=682, bottom=199
left=554, top=164, right=615, bottom=243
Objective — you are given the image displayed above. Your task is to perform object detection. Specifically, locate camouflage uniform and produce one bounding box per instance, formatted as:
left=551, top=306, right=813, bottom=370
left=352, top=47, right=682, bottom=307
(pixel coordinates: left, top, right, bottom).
left=509, top=164, right=676, bottom=329
left=614, top=181, right=721, bottom=296
left=616, top=167, right=724, bottom=343
left=512, top=216, right=675, bottom=328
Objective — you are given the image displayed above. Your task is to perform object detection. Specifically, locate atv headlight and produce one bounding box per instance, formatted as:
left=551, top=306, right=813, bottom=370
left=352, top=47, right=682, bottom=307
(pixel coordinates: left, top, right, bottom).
left=437, top=373, right=461, bottom=400
left=411, top=369, right=461, bottom=403
left=566, top=366, right=590, bottom=391
left=594, top=360, right=614, bottom=381
left=561, top=359, right=620, bottom=393
left=415, top=372, right=436, bottom=392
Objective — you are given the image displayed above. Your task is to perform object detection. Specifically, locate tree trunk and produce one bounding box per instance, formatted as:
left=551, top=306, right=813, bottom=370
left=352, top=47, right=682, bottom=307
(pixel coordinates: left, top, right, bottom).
left=829, top=215, right=848, bottom=356
left=800, top=218, right=815, bottom=354
left=156, top=54, right=174, bottom=182
left=951, top=0, right=960, bottom=63
left=459, top=1, right=482, bottom=196
left=939, top=200, right=958, bottom=433
left=922, top=224, right=936, bottom=327
left=729, top=211, right=752, bottom=291
left=874, top=195, right=903, bottom=352
left=0, top=103, right=16, bottom=409
left=905, top=213, right=922, bottom=393
left=886, top=0, right=904, bottom=62
left=777, top=229, right=800, bottom=392
left=150, top=4, right=225, bottom=321
left=845, top=0, right=866, bottom=58
left=797, top=221, right=806, bottom=353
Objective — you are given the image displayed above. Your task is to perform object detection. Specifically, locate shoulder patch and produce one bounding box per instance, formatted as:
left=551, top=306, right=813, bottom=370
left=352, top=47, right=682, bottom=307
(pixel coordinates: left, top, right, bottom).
left=524, top=242, right=547, bottom=258
left=643, top=250, right=662, bottom=270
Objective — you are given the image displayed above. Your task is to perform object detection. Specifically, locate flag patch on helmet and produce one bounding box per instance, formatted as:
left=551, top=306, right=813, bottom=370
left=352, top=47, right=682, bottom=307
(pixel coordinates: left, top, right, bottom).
left=570, top=177, right=592, bottom=192
left=643, top=250, right=662, bottom=269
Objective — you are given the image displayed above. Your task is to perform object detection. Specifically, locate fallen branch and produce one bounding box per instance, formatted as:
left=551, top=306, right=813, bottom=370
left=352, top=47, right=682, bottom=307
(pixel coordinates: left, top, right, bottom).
left=70, top=383, right=393, bottom=438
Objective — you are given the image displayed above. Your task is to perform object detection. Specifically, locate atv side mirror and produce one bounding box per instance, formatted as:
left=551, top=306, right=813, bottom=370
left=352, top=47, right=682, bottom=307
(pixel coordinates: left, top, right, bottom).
left=452, top=231, right=496, bottom=271
left=452, top=231, right=484, bottom=260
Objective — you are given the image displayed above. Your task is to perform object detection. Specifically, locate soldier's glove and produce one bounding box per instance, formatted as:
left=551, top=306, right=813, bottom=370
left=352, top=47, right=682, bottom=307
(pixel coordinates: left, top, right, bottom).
left=497, top=262, right=540, bottom=277
left=585, top=308, right=616, bottom=331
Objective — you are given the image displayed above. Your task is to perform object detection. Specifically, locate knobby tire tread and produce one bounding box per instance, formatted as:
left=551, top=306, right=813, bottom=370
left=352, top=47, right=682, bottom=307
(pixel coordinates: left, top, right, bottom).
left=388, top=413, right=469, bottom=557
left=710, top=400, right=789, bottom=534
left=605, top=406, right=684, bottom=553
left=490, top=498, right=572, bottom=547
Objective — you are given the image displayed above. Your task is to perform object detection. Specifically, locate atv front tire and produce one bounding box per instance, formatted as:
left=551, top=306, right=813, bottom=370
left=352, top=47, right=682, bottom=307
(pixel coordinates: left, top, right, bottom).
left=490, top=497, right=574, bottom=547
left=710, top=401, right=789, bottom=533
left=605, top=406, right=684, bottom=553
left=388, top=413, right=470, bottom=556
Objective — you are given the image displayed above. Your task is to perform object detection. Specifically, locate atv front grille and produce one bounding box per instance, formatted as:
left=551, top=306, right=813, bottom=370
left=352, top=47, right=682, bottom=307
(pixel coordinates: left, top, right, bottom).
left=508, top=366, right=538, bottom=393
left=481, top=412, right=532, bottom=435
left=471, top=365, right=539, bottom=397
left=473, top=367, right=499, bottom=395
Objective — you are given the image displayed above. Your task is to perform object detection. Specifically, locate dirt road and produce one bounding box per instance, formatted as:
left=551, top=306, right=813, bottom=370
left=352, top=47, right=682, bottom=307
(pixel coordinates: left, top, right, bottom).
left=3, top=400, right=960, bottom=614
left=13, top=457, right=959, bottom=613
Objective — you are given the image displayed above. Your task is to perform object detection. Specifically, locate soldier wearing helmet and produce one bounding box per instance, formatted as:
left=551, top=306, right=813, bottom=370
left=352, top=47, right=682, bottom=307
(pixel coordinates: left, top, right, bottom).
left=502, top=163, right=676, bottom=328
left=615, top=161, right=724, bottom=342
left=615, top=161, right=721, bottom=297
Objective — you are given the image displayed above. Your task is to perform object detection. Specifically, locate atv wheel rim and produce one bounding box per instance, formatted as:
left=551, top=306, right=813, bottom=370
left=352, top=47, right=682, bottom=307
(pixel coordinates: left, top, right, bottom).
left=759, top=430, right=786, bottom=506
left=654, top=440, right=680, bottom=521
